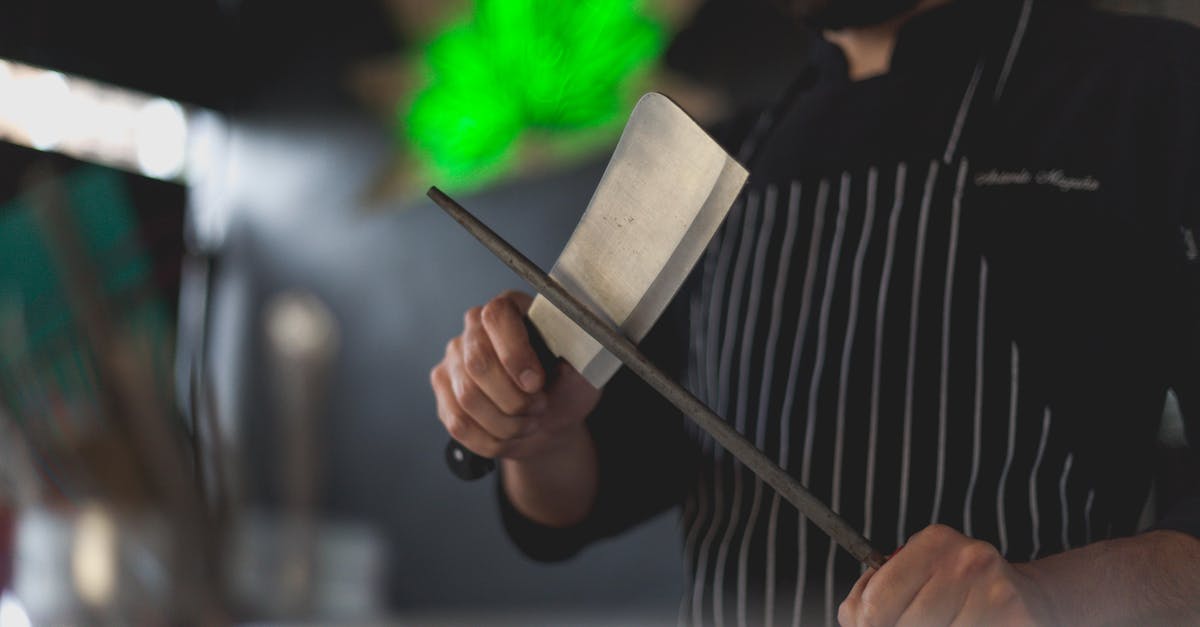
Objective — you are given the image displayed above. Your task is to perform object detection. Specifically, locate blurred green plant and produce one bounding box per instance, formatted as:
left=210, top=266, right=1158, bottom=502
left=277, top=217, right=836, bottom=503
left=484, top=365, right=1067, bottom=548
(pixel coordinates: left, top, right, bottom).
left=403, top=0, right=666, bottom=188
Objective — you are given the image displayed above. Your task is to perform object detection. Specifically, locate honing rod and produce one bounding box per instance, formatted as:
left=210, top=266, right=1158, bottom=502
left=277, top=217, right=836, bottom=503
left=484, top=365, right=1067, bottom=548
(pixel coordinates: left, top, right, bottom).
left=429, top=186, right=886, bottom=570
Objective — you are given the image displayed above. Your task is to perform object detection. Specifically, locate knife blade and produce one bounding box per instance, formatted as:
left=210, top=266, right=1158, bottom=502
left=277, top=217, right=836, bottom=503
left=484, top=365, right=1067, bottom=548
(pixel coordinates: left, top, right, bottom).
left=445, top=92, right=748, bottom=480
left=527, top=92, right=748, bottom=387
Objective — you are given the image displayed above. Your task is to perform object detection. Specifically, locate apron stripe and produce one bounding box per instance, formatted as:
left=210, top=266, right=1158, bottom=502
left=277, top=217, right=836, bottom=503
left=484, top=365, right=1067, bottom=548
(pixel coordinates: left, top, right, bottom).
left=864, top=163, right=910, bottom=548
left=714, top=187, right=777, bottom=627
left=824, top=168, right=879, bottom=623
left=738, top=183, right=800, bottom=627
left=1028, top=407, right=1052, bottom=560
left=683, top=230, right=723, bottom=626
left=1059, top=453, right=1075, bottom=550
left=766, top=180, right=826, bottom=627
left=686, top=198, right=744, bottom=624
left=764, top=497, right=781, bottom=627
left=795, top=178, right=842, bottom=626
left=997, top=343, right=1021, bottom=556
left=692, top=459, right=724, bottom=623
left=1084, top=489, right=1096, bottom=545
left=718, top=196, right=763, bottom=418
left=995, top=0, right=1034, bottom=101
left=690, top=233, right=722, bottom=430
left=964, top=259, right=989, bottom=537
left=932, top=160, right=971, bottom=524
left=897, top=160, right=942, bottom=547
left=679, top=480, right=701, bottom=627
left=944, top=64, right=985, bottom=164
left=706, top=201, right=746, bottom=414
left=695, top=195, right=762, bottom=626
left=682, top=474, right=711, bottom=626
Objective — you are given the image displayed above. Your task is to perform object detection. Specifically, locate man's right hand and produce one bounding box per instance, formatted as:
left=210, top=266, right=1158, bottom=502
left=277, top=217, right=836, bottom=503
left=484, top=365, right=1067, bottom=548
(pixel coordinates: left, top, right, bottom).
left=430, top=291, right=602, bottom=463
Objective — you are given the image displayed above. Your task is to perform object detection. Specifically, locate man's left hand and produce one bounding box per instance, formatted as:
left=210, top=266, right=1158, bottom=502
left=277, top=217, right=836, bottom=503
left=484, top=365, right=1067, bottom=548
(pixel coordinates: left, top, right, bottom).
left=838, top=524, right=1057, bottom=626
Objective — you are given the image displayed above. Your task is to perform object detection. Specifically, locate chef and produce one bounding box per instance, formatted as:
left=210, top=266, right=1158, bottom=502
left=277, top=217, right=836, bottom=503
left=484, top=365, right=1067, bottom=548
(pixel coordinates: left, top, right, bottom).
left=430, top=0, right=1200, bottom=624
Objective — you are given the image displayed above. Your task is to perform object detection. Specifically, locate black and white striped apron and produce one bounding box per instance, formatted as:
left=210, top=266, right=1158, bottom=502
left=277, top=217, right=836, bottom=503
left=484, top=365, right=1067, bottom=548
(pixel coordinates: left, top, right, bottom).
left=674, top=2, right=1113, bottom=625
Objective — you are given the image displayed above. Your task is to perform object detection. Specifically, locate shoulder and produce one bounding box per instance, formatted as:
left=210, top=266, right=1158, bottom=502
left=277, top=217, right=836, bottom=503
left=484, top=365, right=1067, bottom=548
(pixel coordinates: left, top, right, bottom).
left=1036, top=6, right=1200, bottom=84
left=704, top=107, right=769, bottom=157
left=1006, top=4, right=1200, bottom=131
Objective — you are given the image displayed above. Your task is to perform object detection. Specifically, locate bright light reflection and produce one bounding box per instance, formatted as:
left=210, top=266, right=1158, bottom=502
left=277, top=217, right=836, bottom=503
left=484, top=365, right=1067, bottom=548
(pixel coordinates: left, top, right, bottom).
left=24, top=71, right=71, bottom=150
left=0, top=62, right=11, bottom=125
left=0, top=592, right=32, bottom=627
left=135, top=97, right=188, bottom=180
left=0, top=59, right=197, bottom=182
left=72, top=505, right=119, bottom=608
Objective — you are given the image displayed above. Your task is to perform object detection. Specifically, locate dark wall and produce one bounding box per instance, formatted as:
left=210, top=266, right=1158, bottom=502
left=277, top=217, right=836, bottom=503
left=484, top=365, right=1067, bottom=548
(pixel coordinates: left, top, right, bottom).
left=0, top=0, right=396, bottom=110
left=191, top=111, right=685, bottom=613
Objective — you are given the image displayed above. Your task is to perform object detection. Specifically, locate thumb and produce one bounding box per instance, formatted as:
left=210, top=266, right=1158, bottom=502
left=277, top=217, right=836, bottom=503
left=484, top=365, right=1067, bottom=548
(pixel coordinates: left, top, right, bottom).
left=501, top=290, right=535, bottom=314
left=542, top=363, right=602, bottom=426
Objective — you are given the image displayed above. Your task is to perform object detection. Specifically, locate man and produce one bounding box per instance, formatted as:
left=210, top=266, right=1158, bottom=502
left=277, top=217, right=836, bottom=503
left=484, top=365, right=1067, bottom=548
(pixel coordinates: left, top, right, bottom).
left=430, top=0, right=1200, bottom=624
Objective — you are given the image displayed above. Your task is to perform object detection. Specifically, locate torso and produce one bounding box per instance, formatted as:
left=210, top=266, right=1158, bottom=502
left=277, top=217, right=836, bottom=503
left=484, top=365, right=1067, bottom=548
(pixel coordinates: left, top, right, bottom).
left=676, top=2, right=1199, bottom=625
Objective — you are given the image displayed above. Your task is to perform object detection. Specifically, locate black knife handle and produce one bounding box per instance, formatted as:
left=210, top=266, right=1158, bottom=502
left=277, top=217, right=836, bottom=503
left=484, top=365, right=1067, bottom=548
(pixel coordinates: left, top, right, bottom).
left=445, top=318, right=560, bottom=481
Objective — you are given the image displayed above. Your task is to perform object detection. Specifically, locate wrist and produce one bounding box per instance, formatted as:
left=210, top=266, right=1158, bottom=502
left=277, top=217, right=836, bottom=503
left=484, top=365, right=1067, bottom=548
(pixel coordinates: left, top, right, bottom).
left=505, top=420, right=593, bottom=468
left=500, top=423, right=598, bottom=528
left=1013, top=531, right=1200, bottom=626
left=1011, top=559, right=1070, bottom=626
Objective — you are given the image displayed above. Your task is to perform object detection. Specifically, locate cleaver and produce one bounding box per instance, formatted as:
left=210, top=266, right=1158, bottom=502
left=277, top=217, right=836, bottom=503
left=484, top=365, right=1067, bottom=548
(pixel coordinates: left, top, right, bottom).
left=445, top=92, right=749, bottom=480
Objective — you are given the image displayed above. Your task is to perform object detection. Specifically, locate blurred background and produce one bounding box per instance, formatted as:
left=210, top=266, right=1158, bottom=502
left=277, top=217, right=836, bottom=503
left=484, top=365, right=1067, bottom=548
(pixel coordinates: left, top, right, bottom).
left=0, top=0, right=1195, bottom=624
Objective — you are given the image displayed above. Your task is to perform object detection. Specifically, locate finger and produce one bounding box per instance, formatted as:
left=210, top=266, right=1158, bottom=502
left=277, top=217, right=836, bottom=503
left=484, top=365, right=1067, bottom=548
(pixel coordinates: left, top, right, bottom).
left=431, top=364, right=505, bottom=458
left=855, top=527, right=958, bottom=627
left=450, top=360, right=541, bottom=441
left=951, top=579, right=1021, bottom=627
left=496, top=424, right=563, bottom=460
left=462, top=307, right=541, bottom=415
left=838, top=567, right=877, bottom=626
left=539, top=363, right=602, bottom=430
left=848, top=566, right=876, bottom=602
left=499, top=290, right=533, bottom=312
left=895, top=572, right=967, bottom=627
left=481, top=295, right=544, bottom=393
left=949, top=548, right=1029, bottom=626
left=446, top=335, right=540, bottom=439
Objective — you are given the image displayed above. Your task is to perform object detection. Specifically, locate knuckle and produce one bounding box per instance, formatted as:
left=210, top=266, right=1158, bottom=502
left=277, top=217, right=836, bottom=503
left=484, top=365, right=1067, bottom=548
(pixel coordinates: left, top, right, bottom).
left=478, top=440, right=504, bottom=459
left=960, top=535, right=998, bottom=562
left=921, top=523, right=955, bottom=542
left=500, top=290, right=532, bottom=312
left=498, top=352, right=528, bottom=376
left=481, top=297, right=512, bottom=325
left=462, top=336, right=492, bottom=376
left=493, top=393, right=528, bottom=417
left=857, top=602, right=885, bottom=627
left=837, top=599, right=856, bottom=626
left=454, top=378, right=483, bottom=410
left=445, top=414, right=470, bottom=442
left=501, top=438, right=531, bottom=460
left=858, top=585, right=883, bottom=618
left=958, top=540, right=1001, bottom=573
left=495, top=420, right=524, bottom=441
left=986, top=580, right=1019, bottom=608
left=464, top=306, right=482, bottom=327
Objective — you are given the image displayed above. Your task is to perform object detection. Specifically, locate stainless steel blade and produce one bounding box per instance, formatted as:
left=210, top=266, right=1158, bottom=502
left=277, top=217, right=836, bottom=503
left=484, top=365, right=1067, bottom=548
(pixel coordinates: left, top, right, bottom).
left=527, top=92, right=748, bottom=387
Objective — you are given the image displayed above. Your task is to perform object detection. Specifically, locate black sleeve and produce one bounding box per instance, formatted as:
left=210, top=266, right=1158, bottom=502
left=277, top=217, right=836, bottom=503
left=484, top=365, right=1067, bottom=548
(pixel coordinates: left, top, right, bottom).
left=498, top=276, right=701, bottom=562
left=1152, top=22, right=1200, bottom=540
